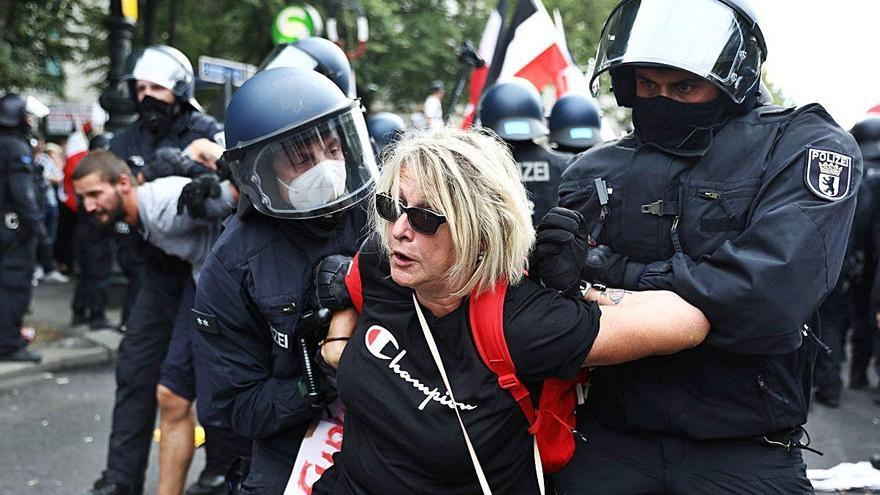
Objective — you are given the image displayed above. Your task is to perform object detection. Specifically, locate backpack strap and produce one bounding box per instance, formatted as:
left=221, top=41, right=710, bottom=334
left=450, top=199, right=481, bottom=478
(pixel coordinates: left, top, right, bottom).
left=468, top=281, right=537, bottom=426
left=344, top=253, right=363, bottom=313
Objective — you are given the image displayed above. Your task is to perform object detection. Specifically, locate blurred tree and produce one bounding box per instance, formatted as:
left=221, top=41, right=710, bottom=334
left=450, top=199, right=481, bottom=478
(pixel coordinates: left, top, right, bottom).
left=545, top=0, right=617, bottom=73
left=123, top=0, right=623, bottom=111
left=0, top=0, right=105, bottom=96
left=36, top=0, right=620, bottom=111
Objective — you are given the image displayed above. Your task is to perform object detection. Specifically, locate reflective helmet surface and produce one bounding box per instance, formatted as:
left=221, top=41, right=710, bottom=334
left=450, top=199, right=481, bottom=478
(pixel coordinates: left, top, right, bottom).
left=548, top=94, right=602, bottom=151
left=89, top=133, right=114, bottom=151
left=0, top=94, right=27, bottom=128
left=591, top=0, right=766, bottom=107
left=477, top=78, right=548, bottom=141
left=223, top=67, right=378, bottom=220
left=124, top=45, right=200, bottom=109
left=851, top=116, right=880, bottom=160
left=259, top=37, right=355, bottom=97
left=366, top=112, right=406, bottom=154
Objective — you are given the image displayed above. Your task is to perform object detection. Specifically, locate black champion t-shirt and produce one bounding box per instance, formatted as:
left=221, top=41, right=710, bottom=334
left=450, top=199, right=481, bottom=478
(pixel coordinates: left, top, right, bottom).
left=325, top=238, right=599, bottom=495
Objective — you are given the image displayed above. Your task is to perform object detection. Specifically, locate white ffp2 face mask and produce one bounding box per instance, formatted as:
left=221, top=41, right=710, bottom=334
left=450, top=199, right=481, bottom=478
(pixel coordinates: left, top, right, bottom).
left=277, top=159, right=347, bottom=210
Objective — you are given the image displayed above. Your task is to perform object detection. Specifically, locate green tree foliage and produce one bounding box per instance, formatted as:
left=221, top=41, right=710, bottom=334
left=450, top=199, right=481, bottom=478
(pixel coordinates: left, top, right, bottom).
left=0, top=0, right=105, bottom=96
left=2, top=0, right=621, bottom=105
left=545, top=0, right=618, bottom=72
left=124, top=0, right=621, bottom=111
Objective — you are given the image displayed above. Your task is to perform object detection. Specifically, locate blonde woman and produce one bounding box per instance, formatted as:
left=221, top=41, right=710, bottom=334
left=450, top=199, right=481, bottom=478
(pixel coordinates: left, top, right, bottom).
left=312, top=127, right=710, bottom=494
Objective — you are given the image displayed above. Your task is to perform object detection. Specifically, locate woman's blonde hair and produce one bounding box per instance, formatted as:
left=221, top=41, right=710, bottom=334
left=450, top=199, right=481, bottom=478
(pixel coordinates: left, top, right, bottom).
left=372, top=126, right=534, bottom=297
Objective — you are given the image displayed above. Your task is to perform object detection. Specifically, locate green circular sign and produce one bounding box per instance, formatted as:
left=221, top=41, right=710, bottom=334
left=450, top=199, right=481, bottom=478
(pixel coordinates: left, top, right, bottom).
left=272, top=5, right=320, bottom=44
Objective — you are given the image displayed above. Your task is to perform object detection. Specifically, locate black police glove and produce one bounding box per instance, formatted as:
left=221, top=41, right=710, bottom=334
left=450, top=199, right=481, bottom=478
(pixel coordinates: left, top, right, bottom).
left=636, top=254, right=694, bottom=291
left=143, top=148, right=212, bottom=182
left=530, top=207, right=588, bottom=297
left=176, top=174, right=222, bottom=219
left=584, top=245, right=646, bottom=290
left=315, top=349, right=339, bottom=393
left=315, top=255, right=354, bottom=310
left=125, top=155, right=146, bottom=177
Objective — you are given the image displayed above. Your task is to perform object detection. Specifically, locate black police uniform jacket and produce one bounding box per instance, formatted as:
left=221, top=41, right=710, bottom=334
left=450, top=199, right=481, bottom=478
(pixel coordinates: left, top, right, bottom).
left=559, top=103, right=861, bottom=439
left=511, top=140, right=571, bottom=226
left=0, top=131, right=45, bottom=245
left=193, top=206, right=365, bottom=491
left=109, top=110, right=223, bottom=166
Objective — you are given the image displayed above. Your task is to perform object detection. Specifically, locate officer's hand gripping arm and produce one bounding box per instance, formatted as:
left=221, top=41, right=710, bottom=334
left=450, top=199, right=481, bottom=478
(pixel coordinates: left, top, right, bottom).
left=529, top=207, right=588, bottom=296
left=176, top=173, right=234, bottom=220
left=314, top=255, right=357, bottom=368
left=194, top=259, right=321, bottom=440
left=143, top=147, right=213, bottom=182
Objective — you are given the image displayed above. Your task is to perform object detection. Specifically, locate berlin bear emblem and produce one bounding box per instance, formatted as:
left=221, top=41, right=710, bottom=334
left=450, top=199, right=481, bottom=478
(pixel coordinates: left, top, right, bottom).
left=804, top=147, right=853, bottom=201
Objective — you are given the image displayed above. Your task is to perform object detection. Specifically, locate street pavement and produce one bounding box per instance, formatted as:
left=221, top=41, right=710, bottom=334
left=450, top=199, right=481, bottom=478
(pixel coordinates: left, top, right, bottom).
left=2, top=279, right=880, bottom=493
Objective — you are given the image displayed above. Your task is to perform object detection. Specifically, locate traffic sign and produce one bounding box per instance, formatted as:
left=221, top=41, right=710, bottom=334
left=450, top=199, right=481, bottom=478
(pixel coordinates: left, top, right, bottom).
left=198, top=56, right=257, bottom=87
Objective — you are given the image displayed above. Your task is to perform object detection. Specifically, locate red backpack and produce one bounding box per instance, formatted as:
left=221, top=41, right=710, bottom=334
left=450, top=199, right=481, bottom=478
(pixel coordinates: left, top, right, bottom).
left=345, top=254, right=585, bottom=473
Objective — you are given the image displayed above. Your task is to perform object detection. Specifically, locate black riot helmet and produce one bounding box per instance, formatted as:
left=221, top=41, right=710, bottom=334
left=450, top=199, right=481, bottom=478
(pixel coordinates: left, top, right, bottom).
left=477, top=78, right=548, bottom=142
left=123, top=45, right=201, bottom=111
left=89, top=133, right=114, bottom=151
left=259, top=37, right=355, bottom=97
left=592, top=0, right=766, bottom=112
left=851, top=116, right=880, bottom=160
left=223, top=67, right=378, bottom=220
left=366, top=112, right=406, bottom=155
left=0, top=93, right=49, bottom=129
left=548, top=94, right=602, bottom=152
left=0, top=94, right=27, bottom=128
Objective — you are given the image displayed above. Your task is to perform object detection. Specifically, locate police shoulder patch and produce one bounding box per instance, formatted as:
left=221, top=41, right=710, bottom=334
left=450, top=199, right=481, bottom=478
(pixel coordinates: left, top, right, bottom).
left=804, top=147, right=853, bottom=201
left=191, top=309, right=220, bottom=334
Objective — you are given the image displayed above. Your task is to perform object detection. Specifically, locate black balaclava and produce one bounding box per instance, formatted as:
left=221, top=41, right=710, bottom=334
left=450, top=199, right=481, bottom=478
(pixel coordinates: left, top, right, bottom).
left=138, top=95, right=180, bottom=136
left=631, top=96, right=726, bottom=157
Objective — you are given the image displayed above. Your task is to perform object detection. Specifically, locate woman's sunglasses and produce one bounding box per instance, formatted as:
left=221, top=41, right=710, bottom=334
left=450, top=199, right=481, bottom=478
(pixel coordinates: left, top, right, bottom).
left=375, top=193, right=447, bottom=235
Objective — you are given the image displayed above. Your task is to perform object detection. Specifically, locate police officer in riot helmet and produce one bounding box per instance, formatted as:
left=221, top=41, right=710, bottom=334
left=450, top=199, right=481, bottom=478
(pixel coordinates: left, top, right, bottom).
left=548, top=93, right=602, bottom=154
left=260, top=36, right=356, bottom=97
left=477, top=78, right=571, bottom=225
left=366, top=111, right=406, bottom=157
left=852, top=116, right=880, bottom=170
left=845, top=115, right=880, bottom=394
left=112, top=45, right=225, bottom=180
left=0, top=93, right=49, bottom=363
left=531, top=0, right=861, bottom=492
left=192, top=67, right=377, bottom=494
left=84, top=45, right=237, bottom=495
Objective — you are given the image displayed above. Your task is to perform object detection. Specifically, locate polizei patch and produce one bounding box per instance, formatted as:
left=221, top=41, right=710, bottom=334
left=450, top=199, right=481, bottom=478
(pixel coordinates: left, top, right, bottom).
left=805, top=147, right=853, bottom=201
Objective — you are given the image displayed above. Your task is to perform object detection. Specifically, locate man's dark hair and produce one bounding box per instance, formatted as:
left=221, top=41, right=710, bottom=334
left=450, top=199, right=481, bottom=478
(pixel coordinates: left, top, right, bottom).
left=72, top=150, right=134, bottom=184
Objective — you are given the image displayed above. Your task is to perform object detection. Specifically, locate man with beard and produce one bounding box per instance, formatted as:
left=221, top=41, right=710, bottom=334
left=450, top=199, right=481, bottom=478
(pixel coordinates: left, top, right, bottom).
left=531, top=0, right=860, bottom=492
left=80, top=45, right=247, bottom=495
left=75, top=150, right=241, bottom=495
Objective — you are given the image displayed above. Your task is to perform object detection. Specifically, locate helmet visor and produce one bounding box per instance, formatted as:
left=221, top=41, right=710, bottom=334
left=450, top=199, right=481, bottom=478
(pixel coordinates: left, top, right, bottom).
left=128, top=48, right=192, bottom=96
left=591, top=0, right=762, bottom=104
left=231, top=106, right=378, bottom=219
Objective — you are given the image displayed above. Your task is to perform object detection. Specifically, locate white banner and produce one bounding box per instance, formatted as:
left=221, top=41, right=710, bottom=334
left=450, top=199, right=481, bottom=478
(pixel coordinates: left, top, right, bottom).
left=284, top=401, right=345, bottom=495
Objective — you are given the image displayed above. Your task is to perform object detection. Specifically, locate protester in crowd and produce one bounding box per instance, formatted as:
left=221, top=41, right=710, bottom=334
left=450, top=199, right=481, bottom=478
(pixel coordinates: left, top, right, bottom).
left=32, top=140, right=69, bottom=284
left=423, top=80, right=445, bottom=130
left=310, top=126, right=709, bottom=494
